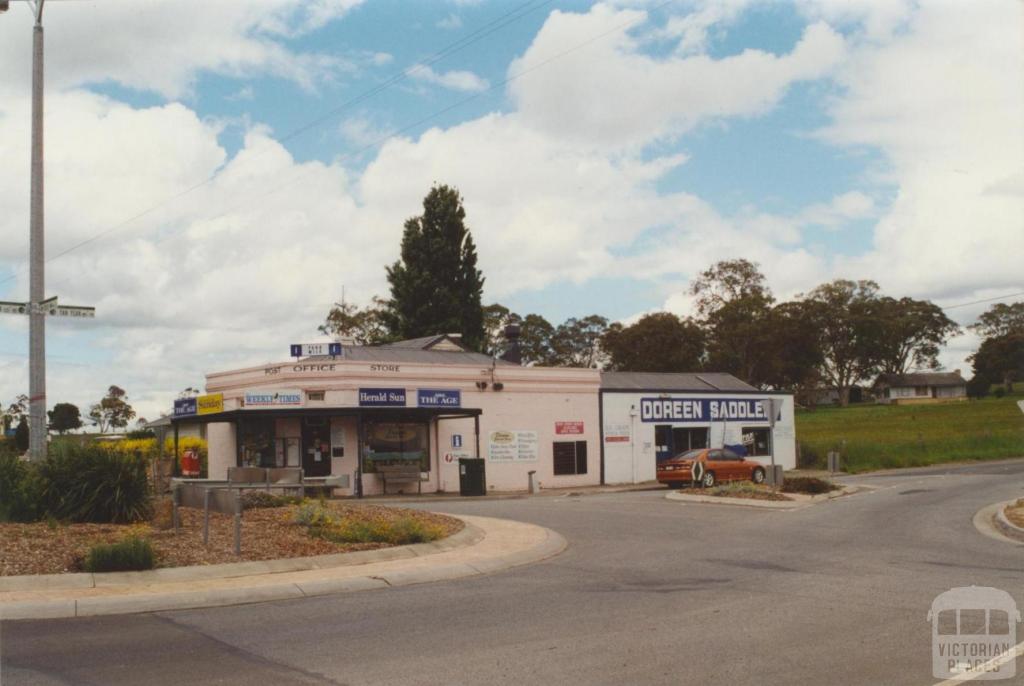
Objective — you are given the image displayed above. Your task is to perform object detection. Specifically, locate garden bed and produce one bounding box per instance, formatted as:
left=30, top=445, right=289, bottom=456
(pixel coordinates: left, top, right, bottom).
left=1004, top=499, right=1024, bottom=529
left=701, top=482, right=793, bottom=502
left=0, top=502, right=462, bottom=576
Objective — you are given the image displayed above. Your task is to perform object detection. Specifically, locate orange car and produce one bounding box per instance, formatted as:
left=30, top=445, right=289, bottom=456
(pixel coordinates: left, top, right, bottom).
left=657, top=448, right=766, bottom=488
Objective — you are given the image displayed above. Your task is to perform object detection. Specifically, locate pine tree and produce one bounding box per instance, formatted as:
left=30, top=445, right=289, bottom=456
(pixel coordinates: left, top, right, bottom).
left=384, top=185, right=486, bottom=350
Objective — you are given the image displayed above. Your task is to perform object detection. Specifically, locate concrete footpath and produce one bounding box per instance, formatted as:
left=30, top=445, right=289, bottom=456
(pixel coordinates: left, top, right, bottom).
left=0, top=514, right=566, bottom=621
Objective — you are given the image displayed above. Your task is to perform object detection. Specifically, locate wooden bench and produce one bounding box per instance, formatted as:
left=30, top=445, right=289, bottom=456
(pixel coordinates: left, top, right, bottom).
left=378, top=463, right=426, bottom=495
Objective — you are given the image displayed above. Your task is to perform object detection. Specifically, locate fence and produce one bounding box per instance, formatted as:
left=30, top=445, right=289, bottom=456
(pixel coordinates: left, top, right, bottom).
left=172, top=483, right=243, bottom=555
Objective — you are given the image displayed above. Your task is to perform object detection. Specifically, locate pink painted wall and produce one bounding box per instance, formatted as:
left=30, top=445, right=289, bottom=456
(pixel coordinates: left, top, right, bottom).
left=203, top=358, right=602, bottom=494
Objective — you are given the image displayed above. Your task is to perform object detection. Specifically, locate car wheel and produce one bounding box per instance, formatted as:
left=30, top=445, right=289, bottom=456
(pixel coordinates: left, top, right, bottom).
left=752, top=468, right=765, bottom=484
left=702, top=471, right=716, bottom=488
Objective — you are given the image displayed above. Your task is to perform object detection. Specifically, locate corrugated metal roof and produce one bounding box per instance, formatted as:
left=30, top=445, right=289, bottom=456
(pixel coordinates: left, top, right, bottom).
left=600, top=371, right=759, bottom=392
left=378, top=335, right=456, bottom=349
left=308, top=346, right=514, bottom=366
left=875, top=372, right=966, bottom=388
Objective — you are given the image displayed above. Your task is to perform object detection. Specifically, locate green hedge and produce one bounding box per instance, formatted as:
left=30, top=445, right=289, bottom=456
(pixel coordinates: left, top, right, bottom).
left=84, top=536, right=155, bottom=572
left=0, top=451, right=42, bottom=522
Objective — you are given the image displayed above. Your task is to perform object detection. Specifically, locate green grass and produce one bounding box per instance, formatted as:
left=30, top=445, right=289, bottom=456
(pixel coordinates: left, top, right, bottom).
left=84, top=536, right=156, bottom=573
left=796, top=397, right=1024, bottom=473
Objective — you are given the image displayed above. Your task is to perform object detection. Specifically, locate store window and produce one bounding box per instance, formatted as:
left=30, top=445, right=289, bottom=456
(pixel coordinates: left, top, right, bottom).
left=741, top=427, right=771, bottom=457
left=553, top=440, right=588, bottom=475
left=307, top=390, right=326, bottom=401
left=362, top=422, right=429, bottom=473
left=238, top=417, right=275, bottom=467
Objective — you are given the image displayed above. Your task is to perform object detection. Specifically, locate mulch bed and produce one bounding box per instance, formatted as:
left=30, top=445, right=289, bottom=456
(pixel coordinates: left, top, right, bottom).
left=701, top=485, right=793, bottom=502
left=0, top=502, right=462, bottom=576
left=1004, top=500, right=1024, bottom=528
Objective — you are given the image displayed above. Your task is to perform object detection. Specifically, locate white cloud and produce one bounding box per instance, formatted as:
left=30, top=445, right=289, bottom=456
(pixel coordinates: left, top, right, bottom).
left=507, top=5, right=846, bottom=150
left=408, top=65, right=490, bottom=92
left=437, top=13, right=464, bottom=30
left=823, top=0, right=1024, bottom=301
left=0, top=0, right=364, bottom=99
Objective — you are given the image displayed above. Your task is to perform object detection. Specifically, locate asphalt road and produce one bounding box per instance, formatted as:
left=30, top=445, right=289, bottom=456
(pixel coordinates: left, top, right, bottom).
left=4, top=459, right=1024, bottom=686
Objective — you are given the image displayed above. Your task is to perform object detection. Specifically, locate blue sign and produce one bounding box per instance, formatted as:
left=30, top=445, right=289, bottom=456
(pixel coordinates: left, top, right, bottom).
left=174, top=397, right=197, bottom=417
left=639, top=397, right=770, bottom=423
left=291, top=342, right=342, bottom=357
left=452, top=434, right=463, bottom=448
left=359, top=388, right=407, bottom=406
left=417, top=389, right=461, bottom=408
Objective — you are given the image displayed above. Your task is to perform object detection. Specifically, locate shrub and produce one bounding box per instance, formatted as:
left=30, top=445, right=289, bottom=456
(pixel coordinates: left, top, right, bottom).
left=781, top=476, right=839, bottom=495
left=0, top=452, right=42, bottom=522
left=993, top=387, right=1007, bottom=398
left=293, top=501, right=445, bottom=545
left=84, top=536, right=155, bottom=572
left=38, top=442, right=152, bottom=523
left=241, top=491, right=301, bottom=510
left=706, top=482, right=790, bottom=501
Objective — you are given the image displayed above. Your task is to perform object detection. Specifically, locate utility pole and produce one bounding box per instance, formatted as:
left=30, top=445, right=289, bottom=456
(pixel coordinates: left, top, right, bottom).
left=29, top=0, right=46, bottom=462
left=0, top=0, right=96, bottom=461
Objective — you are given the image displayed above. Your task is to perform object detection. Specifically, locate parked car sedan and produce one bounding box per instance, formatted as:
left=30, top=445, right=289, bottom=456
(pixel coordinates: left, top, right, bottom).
left=657, top=448, right=767, bottom=488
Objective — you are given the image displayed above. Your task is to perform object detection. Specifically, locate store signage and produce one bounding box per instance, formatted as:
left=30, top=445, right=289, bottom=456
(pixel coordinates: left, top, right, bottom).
left=290, top=343, right=342, bottom=357
left=638, top=397, right=773, bottom=423
left=417, top=389, right=461, bottom=408
left=452, top=434, right=463, bottom=448
left=358, top=387, right=407, bottom=406
left=604, top=422, right=630, bottom=442
left=488, top=430, right=538, bottom=462
left=173, top=397, right=197, bottom=417
left=244, top=389, right=303, bottom=407
left=555, top=421, right=584, bottom=435
left=196, top=393, right=224, bottom=415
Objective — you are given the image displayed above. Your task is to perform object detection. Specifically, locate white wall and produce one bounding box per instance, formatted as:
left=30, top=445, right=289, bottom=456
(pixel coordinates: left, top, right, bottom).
left=601, top=392, right=797, bottom=484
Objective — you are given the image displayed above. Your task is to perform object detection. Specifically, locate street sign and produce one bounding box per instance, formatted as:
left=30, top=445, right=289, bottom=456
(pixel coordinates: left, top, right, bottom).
left=0, top=298, right=94, bottom=317
left=758, top=398, right=784, bottom=428
left=290, top=342, right=342, bottom=358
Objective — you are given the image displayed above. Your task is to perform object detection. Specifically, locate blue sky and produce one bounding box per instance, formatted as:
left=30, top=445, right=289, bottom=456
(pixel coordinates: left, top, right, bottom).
left=0, top=0, right=1020, bottom=419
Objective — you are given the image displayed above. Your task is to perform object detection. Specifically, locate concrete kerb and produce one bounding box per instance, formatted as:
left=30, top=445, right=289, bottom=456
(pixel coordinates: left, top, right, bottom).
left=0, top=514, right=567, bottom=621
left=973, top=500, right=1024, bottom=546
left=665, top=484, right=860, bottom=510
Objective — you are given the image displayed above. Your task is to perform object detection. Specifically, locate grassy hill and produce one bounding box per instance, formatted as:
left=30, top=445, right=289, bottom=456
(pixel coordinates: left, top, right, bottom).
left=796, top=396, right=1024, bottom=473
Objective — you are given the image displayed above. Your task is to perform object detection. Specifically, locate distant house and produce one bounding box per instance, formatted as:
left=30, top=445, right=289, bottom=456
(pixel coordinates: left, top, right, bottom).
left=873, top=371, right=967, bottom=404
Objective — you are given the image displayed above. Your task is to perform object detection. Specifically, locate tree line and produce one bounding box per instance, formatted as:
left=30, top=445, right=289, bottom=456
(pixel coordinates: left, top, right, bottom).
left=1, top=385, right=139, bottom=449
left=320, top=184, right=1022, bottom=406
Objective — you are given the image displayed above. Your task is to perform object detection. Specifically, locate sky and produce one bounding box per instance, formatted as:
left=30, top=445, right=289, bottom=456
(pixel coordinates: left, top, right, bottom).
left=0, top=0, right=1021, bottom=424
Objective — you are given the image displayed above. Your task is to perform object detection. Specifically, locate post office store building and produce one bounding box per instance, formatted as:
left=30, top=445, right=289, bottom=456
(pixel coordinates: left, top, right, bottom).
left=178, top=336, right=794, bottom=495
left=185, top=335, right=603, bottom=496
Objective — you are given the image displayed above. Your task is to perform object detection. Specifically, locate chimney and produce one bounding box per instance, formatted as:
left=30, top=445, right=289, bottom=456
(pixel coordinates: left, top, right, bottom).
left=499, top=323, right=522, bottom=365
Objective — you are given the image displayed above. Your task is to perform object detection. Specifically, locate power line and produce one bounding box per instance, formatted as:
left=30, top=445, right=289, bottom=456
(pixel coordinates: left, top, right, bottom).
left=35, top=0, right=678, bottom=296
left=0, top=0, right=556, bottom=288
left=941, top=291, right=1024, bottom=311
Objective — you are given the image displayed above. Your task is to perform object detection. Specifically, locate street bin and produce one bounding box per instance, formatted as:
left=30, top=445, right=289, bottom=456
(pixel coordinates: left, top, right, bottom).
left=459, top=458, right=486, bottom=497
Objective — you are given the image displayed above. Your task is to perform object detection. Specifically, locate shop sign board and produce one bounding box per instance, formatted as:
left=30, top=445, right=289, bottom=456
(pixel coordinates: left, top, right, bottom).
left=604, top=422, right=631, bottom=443
left=417, top=389, right=461, bottom=408
left=196, top=393, right=224, bottom=415
left=489, top=430, right=538, bottom=462
left=358, top=387, right=407, bottom=406
left=638, top=397, right=774, bottom=423
left=290, top=343, right=342, bottom=358
left=173, top=397, right=197, bottom=417
left=244, top=389, right=303, bottom=407
left=555, top=421, right=584, bottom=435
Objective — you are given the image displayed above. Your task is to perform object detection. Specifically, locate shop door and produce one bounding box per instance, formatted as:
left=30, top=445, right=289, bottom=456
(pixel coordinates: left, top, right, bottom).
left=654, top=425, right=673, bottom=462
left=302, top=419, right=332, bottom=477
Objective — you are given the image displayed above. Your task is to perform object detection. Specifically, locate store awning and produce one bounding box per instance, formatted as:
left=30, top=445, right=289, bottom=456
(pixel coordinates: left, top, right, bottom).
left=169, top=406, right=483, bottom=425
